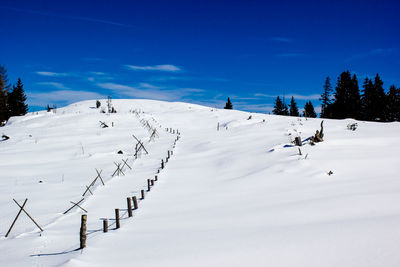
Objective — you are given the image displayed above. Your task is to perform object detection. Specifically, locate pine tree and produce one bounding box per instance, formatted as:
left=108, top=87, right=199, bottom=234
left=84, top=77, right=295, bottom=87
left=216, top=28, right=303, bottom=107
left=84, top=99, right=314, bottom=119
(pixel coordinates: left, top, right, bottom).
left=303, top=101, right=316, bottom=118
left=386, top=85, right=400, bottom=121
left=8, top=78, right=28, bottom=116
left=0, top=65, right=11, bottom=123
left=373, top=74, right=387, bottom=121
left=224, top=97, right=233, bottom=109
left=320, top=76, right=333, bottom=118
left=289, top=96, right=299, bottom=116
left=348, top=74, right=361, bottom=119
left=273, top=96, right=289, bottom=115
left=360, top=74, right=387, bottom=121
left=0, top=77, right=7, bottom=125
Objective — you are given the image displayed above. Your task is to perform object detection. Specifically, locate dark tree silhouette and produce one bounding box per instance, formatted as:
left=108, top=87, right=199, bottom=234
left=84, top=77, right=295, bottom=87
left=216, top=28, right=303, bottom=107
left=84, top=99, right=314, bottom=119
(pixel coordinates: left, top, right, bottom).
left=8, top=78, right=28, bottom=116
left=273, top=96, right=289, bottom=115
left=224, top=97, right=233, bottom=109
left=320, top=76, right=333, bottom=118
left=289, top=96, right=299, bottom=116
left=303, top=101, right=316, bottom=118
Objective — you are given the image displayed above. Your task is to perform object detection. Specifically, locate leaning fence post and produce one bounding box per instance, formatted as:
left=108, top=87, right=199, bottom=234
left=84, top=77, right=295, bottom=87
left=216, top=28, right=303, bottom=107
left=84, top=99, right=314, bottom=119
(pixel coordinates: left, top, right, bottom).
left=141, top=189, right=145, bottom=199
left=132, top=196, right=138, bottom=209
left=127, top=197, right=132, bottom=217
left=103, top=219, right=108, bottom=233
left=80, top=214, right=87, bottom=249
left=115, top=209, right=120, bottom=229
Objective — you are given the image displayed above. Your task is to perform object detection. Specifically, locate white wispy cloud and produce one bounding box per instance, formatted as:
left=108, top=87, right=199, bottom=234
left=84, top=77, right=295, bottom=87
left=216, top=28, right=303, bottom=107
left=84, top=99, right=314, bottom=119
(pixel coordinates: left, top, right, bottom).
left=36, top=71, right=70, bottom=77
left=125, top=64, right=181, bottom=72
left=96, top=82, right=176, bottom=100
left=346, top=48, right=397, bottom=61
left=1, top=7, right=130, bottom=27
left=37, top=82, right=70, bottom=90
left=254, top=93, right=320, bottom=100
left=276, top=53, right=306, bottom=58
left=270, top=37, right=293, bottom=43
left=28, top=90, right=105, bottom=106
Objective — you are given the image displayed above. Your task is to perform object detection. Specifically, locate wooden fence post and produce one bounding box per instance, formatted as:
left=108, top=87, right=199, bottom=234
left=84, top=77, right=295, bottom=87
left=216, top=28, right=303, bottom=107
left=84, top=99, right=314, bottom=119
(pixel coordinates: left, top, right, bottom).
left=141, top=189, right=145, bottom=199
left=80, top=214, right=87, bottom=249
left=155, top=175, right=158, bottom=181
left=151, top=180, right=154, bottom=186
left=127, top=197, right=132, bottom=217
left=132, top=196, right=138, bottom=210
left=168, top=150, right=170, bottom=158
left=161, top=159, right=164, bottom=169
left=115, top=209, right=120, bottom=229
left=147, top=179, right=151, bottom=191
left=103, top=219, right=108, bottom=233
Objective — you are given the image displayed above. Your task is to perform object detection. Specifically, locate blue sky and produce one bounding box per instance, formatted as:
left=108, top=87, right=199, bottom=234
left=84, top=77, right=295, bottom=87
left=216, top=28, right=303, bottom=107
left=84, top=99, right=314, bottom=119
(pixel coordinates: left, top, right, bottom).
left=1, top=0, right=399, bottom=112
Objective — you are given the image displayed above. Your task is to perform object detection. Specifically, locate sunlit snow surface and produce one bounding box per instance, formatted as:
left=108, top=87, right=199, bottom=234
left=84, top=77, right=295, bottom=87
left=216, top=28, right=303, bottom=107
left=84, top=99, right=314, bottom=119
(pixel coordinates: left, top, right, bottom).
left=1, top=99, right=400, bottom=266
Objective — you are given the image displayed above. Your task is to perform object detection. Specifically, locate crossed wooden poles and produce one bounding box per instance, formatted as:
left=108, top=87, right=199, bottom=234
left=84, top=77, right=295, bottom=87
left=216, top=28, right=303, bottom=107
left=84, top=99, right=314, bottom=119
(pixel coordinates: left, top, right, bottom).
left=5, top=198, right=43, bottom=237
left=133, top=134, right=149, bottom=159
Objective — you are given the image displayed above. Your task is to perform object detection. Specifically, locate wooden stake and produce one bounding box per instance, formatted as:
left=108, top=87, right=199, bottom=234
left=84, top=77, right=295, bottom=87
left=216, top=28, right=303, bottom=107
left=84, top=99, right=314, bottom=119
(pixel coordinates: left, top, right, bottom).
left=5, top=199, right=27, bottom=237
left=103, top=219, right=108, bottom=233
left=151, top=180, right=154, bottom=186
left=141, top=190, right=145, bottom=199
left=147, top=179, right=151, bottom=191
left=80, top=214, right=87, bottom=249
left=132, top=196, right=138, bottom=210
left=64, top=198, right=85, bottom=214
left=127, top=197, right=132, bottom=217
left=155, top=175, right=158, bottom=181
left=161, top=159, right=164, bottom=169
left=115, top=209, right=120, bottom=229
left=12, top=199, right=43, bottom=232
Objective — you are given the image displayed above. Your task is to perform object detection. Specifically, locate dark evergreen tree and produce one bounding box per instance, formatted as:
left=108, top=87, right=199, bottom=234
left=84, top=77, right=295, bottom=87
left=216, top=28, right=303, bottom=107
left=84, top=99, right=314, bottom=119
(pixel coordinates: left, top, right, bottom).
left=320, top=76, right=333, bottom=118
left=373, top=74, right=387, bottom=121
left=289, top=96, right=299, bottom=116
left=348, top=74, right=361, bottom=119
left=8, top=78, right=28, bottom=116
left=386, top=85, right=399, bottom=122
left=224, top=97, right=233, bottom=109
left=331, top=71, right=361, bottom=119
left=273, top=96, right=288, bottom=115
left=303, top=101, right=316, bottom=118
left=0, top=65, right=11, bottom=123
left=0, top=77, right=7, bottom=125
left=360, top=74, right=387, bottom=121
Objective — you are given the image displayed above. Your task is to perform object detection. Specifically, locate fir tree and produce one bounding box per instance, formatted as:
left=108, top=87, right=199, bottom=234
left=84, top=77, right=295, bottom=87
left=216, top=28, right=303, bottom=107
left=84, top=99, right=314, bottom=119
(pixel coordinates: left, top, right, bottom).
left=361, top=74, right=387, bottom=121
left=0, top=77, right=7, bottom=125
left=386, top=85, right=400, bottom=122
left=224, top=97, right=233, bottom=109
left=273, top=96, right=288, bottom=115
left=303, top=101, right=316, bottom=118
left=320, top=76, right=333, bottom=118
left=8, top=78, right=28, bottom=116
left=373, top=74, right=387, bottom=121
left=289, top=96, right=299, bottom=116
left=331, top=71, right=360, bottom=119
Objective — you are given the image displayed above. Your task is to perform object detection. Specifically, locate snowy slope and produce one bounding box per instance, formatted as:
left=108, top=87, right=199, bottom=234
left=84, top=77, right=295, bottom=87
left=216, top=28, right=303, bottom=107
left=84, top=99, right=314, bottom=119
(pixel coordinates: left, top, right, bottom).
left=1, top=99, right=400, bottom=267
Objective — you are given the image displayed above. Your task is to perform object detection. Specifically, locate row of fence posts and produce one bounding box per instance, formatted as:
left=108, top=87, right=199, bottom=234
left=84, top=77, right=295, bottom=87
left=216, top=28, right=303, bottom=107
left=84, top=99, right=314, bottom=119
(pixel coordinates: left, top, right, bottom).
left=79, top=131, right=179, bottom=249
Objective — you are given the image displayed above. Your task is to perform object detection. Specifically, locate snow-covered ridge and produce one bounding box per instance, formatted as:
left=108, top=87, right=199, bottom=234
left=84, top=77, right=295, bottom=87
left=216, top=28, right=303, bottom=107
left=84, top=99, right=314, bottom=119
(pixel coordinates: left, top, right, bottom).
left=1, top=99, right=400, bottom=267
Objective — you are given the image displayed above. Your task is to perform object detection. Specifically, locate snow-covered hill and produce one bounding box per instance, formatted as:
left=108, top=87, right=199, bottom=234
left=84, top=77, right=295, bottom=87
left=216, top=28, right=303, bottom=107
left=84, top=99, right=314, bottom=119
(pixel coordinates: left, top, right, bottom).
left=1, top=99, right=400, bottom=267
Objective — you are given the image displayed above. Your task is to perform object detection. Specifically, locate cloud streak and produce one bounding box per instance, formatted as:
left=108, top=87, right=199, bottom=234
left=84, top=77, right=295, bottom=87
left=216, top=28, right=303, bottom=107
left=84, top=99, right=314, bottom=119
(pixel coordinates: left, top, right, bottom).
left=36, top=71, right=70, bottom=77
left=28, top=90, right=105, bottom=106
left=1, top=6, right=130, bottom=27
left=270, top=37, right=293, bottom=43
left=125, top=64, right=181, bottom=72
left=255, top=93, right=320, bottom=100
left=37, top=82, right=70, bottom=90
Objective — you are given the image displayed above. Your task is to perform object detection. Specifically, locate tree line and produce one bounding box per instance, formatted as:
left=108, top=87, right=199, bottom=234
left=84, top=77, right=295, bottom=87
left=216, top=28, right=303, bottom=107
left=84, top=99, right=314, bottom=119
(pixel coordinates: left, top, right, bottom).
left=270, top=70, right=399, bottom=121
left=0, top=65, right=28, bottom=126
